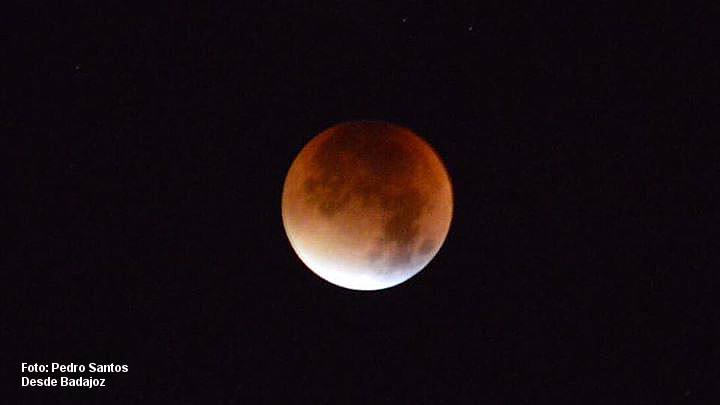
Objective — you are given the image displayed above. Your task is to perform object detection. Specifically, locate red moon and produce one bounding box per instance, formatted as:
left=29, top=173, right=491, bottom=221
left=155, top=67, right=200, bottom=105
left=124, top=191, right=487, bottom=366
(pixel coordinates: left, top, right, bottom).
left=281, top=121, right=453, bottom=290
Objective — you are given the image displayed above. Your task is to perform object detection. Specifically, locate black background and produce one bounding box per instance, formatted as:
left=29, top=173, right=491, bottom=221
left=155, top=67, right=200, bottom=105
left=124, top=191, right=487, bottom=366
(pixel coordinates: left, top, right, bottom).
left=6, top=2, right=715, bottom=403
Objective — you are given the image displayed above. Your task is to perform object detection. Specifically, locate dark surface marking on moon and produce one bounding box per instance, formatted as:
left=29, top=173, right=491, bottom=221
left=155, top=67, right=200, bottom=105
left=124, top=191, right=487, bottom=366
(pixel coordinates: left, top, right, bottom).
left=389, top=250, right=413, bottom=267
left=382, top=188, right=428, bottom=265
left=367, top=248, right=383, bottom=263
left=418, top=239, right=435, bottom=255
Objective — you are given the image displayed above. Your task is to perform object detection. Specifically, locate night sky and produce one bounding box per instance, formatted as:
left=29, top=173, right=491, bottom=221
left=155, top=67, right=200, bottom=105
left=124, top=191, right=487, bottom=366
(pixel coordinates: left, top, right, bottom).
left=7, top=2, right=714, bottom=403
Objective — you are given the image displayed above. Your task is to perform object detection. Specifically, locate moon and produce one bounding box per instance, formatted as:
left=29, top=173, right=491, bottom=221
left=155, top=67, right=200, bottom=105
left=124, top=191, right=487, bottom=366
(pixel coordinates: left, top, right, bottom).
left=281, top=121, right=453, bottom=290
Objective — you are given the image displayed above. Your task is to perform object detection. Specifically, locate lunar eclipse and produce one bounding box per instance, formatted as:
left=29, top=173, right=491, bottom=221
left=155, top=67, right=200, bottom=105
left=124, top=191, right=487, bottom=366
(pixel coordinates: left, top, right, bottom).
left=282, top=121, right=453, bottom=290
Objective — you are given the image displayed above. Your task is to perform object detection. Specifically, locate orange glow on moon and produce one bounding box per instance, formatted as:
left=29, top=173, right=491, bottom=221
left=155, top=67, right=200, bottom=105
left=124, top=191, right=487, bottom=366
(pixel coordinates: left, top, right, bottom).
left=281, top=121, right=453, bottom=290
